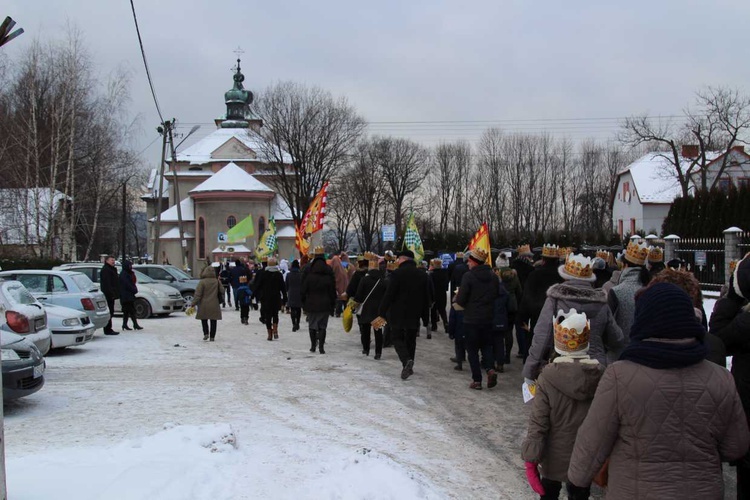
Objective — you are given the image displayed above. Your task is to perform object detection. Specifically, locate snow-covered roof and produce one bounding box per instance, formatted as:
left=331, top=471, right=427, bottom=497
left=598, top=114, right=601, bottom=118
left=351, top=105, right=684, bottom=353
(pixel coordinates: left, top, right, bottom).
left=159, top=228, right=195, bottom=240
left=175, top=127, right=292, bottom=165
left=212, top=244, right=252, bottom=254
left=151, top=197, right=195, bottom=222
left=271, top=195, right=293, bottom=221
left=0, top=188, right=70, bottom=245
left=142, top=169, right=170, bottom=199
left=276, top=225, right=296, bottom=238
left=189, top=162, right=274, bottom=194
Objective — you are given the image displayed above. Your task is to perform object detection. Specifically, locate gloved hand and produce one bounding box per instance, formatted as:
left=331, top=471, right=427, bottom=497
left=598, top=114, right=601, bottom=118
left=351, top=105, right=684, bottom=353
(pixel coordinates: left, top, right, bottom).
left=524, top=462, right=545, bottom=496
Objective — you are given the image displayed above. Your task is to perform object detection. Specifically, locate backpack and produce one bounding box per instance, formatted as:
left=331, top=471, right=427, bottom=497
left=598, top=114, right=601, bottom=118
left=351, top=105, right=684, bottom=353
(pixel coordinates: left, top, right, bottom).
left=492, top=281, right=509, bottom=331
left=237, top=286, right=252, bottom=306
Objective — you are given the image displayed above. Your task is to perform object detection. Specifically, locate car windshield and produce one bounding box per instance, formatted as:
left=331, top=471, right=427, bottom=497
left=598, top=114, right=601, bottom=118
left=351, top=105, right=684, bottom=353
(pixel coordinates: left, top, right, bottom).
left=133, top=270, right=154, bottom=283
left=166, top=266, right=192, bottom=280
left=71, top=273, right=97, bottom=292
left=2, top=282, right=38, bottom=306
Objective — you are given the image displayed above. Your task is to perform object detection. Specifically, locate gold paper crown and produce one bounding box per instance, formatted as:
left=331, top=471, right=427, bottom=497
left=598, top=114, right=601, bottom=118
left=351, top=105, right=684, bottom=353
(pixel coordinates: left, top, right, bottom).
left=596, top=249, right=610, bottom=260
left=313, top=246, right=325, bottom=256
left=558, top=247, right=573, bottom=259
left=625, top=241, right=649, bottom=266
left=430, top=258, right=443, bottom=268
left=386, top=260, right=398, bottom=271
left=553, top=308, right=591, bottom=354
left=469, top=247, right=488, bottom=263
left=542, top=244, right=559, bottom=258
left=455, top=251, right=465, bottom=259
left=357, top=254, right=368, bottom=263
left=563, top=253, right=594, bottom=280
left=648, top=246, right=664, bottom=263
left=364, top=251, right=378, bottom=261
left=517, top=244, right=532, bottom=255
left=729, top=259, right=740, bottom=274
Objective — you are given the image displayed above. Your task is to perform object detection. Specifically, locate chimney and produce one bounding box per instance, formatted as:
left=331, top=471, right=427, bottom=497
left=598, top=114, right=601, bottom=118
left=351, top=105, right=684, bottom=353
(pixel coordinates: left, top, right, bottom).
left=731, top=145, right=745, bottom=154
left=681, top=144, right=699, bottom=158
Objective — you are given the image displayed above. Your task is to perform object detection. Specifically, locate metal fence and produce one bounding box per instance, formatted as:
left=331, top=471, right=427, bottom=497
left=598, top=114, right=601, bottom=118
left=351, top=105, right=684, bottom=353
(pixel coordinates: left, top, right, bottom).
left=674, top=237, right=725, bottom=292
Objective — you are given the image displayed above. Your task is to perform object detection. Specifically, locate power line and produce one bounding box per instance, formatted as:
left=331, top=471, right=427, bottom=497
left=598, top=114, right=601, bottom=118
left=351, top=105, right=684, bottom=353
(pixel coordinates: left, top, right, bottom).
left=129, top=0, right=164, bottom=123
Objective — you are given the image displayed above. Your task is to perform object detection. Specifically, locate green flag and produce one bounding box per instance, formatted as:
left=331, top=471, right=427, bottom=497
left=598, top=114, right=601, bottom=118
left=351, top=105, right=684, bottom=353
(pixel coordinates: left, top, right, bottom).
left=255, top=217, right=277, bottom=258
left=403, top=212, right=424, bottom=262
left=227, top=214, right=254, bottom=243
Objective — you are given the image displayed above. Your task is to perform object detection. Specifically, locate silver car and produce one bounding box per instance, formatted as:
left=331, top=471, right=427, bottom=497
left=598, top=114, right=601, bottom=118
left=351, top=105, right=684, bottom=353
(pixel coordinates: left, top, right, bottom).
left=0, top=270, right=110, bottom=331
left=43, top=303, right=96, bottom=349
left=0, top=279, right=52, bottom=355
left=53, top=264, right=185, bottom=318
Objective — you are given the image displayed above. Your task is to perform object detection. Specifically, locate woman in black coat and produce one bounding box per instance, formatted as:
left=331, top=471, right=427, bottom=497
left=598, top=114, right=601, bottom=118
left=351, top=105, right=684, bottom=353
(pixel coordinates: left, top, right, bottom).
left=253, top=257, right=287, bottom=341
left=285, top=260, right=303, bottom=332
left=301, top=254, right=336, bottom=354
left=119, top=260, right=142, bottom=330
left=354, top=258, right=387, bottom=358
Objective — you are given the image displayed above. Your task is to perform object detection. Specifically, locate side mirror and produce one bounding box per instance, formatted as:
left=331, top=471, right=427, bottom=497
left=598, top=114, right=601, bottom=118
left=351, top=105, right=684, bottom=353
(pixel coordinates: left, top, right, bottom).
left=168, top=275, right=176, bottom=282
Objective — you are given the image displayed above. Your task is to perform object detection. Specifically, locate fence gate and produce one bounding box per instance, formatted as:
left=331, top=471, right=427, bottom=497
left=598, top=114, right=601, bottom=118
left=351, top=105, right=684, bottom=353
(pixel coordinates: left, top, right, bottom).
left=674, top=237, right=725, bottom=292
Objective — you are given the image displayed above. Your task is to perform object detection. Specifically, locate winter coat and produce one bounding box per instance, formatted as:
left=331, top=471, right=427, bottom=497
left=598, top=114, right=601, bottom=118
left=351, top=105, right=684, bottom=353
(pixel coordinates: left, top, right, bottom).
left=511, top=257, right=535, bottom=287
left=492, top=281, right=510, bottom=331
left=521, top=358, right=604, bottom=482
left=567, top=359, right=750, bottom=499
left=301, top=257, right=336, bottom=314
left=448, top=306, right=464, bottom=340
left=192, top=265, right=223, bottom=321
left=236, top=285, right=252, bottom=307
left=522, top=281, right=624, bottom=380
left=254, top=267, right=287, bottom=310
left=229, top=263, right=249, bottom=289
left=331, top=256, right=349, bottom=299
left=517, top=261, right=564, bottom=332
left=378, top=260, right=431, bottom=330
left=346, top=269, right=368, bottom=301
left=100, top=263, right=120, bottom=300
left=449, top=261, right=469, bottom=295
left=118, top=261, right=138, bottom=303
left=354, top=269, right=386, bottom=325
left=601, top=269, right=621, bottom=294
left=710, top=297, right=750, bottom=419
left=498, top=267, right=521, bottom=314
left=608, top=267, right=646, bottom=348
left=454, top=264, right=500, bottom=325
left=219, top=269, right=231, bottom=287
left=429, top=268, right=450, bottom=308
left=593, top=267, right=613, bottom=289
left=285, top=268, right=302, bottom=309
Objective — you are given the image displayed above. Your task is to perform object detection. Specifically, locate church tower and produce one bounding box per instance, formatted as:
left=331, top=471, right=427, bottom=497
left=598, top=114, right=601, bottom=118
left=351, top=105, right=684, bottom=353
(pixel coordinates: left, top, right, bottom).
left=217, top=57, right=263, bottom=131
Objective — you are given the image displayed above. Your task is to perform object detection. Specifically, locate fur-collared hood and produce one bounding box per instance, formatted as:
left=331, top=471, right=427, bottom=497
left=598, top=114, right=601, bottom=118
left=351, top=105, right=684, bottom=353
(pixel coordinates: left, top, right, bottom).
left=547, top=281, right=607, bottom=304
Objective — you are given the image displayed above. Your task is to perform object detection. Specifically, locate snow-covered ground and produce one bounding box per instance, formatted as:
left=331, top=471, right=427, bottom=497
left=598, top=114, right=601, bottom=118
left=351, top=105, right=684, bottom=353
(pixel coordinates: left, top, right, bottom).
left=4, top=306, right=535, bottom=499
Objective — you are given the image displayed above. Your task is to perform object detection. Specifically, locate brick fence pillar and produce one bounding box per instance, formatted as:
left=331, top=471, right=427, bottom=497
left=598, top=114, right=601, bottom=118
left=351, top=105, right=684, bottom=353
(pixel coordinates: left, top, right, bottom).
left=723, top=227, right=744, bottom=286
left=664, top=234, right=680, bottom=263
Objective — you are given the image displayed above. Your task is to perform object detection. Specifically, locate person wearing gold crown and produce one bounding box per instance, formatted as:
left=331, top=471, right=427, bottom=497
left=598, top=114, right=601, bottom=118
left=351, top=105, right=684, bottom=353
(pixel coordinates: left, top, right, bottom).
left=448, top=251, right=469, bottom=297
left=517, top=244, right=565, bottom=362
left=607, top=240, right=651, bottom=360
left=647, top=245, right=665, bottom=279
left=512, top=244, right=535, bottom=287
left=352, top=254, right=387, bottom=359
left=301, top=246, right=336, bottom=354
left=522, top=253, right=623, bottom=382
left=345, top=254, right=370, bottom=310
left=522, top=309, right=603, bottom=499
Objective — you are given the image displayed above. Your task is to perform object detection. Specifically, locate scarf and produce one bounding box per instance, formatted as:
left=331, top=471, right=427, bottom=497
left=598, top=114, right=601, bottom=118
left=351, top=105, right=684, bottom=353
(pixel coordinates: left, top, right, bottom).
left=619, top=337, right=707, bottom=370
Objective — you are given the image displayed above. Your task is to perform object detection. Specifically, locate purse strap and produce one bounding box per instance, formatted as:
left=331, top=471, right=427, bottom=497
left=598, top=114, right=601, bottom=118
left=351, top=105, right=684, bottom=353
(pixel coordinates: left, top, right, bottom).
left=359, top=279, right=381, bottom=308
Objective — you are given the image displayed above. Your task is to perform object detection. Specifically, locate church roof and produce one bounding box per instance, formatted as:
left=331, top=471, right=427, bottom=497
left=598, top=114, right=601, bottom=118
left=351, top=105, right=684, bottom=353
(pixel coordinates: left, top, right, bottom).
left=271, top=195, right=293, bottom=221
left=175, top=127, right=292, bottom=165
left=142, top=168, right=169, bottom=199
left=189, top=162, right=274, bottom=194
left=159, top=228, right=195, bottom=240
left=276, top=225, right=296, bottom=238
left=151, top=197, right=195, bottom=222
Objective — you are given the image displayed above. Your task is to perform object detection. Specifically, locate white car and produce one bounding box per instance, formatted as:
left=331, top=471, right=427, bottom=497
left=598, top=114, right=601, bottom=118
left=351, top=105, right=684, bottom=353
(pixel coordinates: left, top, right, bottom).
left=43, top=303, right=95, bottom=349
left=0, top=279, right=52, bottom=355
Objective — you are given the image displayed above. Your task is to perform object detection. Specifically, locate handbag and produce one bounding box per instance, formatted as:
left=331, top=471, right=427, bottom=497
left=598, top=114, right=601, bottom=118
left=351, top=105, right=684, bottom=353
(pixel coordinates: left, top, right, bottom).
left=342, top=305, right=354, bottom=333
left=354, top=279, right=381, bottom=316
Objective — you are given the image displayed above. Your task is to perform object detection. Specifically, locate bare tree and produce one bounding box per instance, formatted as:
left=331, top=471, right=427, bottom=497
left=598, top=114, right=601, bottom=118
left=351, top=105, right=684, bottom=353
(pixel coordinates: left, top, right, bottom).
left=349, top=140, right=387, bottom=251
left=255, top=81, right=366, bottom=225
left=325, top=171, right=358, bottom=253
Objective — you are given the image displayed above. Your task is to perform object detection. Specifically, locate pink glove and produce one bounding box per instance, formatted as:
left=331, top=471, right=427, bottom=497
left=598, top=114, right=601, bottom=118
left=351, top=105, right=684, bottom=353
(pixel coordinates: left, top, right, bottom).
left=524, top=461, right=546, bottom=496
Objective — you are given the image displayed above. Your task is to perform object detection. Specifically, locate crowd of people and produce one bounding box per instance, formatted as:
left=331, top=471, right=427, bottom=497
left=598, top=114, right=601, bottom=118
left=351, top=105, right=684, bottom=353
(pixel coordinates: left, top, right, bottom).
left=177, top=239, right=750, bottom=499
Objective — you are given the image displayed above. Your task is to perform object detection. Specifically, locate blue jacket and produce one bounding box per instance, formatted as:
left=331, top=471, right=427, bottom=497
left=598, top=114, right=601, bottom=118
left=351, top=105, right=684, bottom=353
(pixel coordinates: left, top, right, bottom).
left=236, top=285, right=252, bottom=306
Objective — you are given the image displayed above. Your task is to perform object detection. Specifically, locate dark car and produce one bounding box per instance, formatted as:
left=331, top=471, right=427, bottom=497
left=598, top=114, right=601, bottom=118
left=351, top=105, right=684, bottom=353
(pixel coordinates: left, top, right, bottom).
left=1, top=330, right=45, bottom=400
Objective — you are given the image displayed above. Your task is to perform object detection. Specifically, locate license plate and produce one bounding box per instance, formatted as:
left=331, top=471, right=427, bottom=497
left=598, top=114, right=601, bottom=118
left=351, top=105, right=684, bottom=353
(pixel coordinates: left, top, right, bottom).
left=33, top=364, right=44, bottom=379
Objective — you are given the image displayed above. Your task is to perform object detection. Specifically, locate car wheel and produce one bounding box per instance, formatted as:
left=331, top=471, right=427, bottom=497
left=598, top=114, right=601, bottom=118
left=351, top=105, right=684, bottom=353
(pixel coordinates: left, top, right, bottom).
left=135, top=298, right=152, bottom=319
left=181, top=292, right=194, bottom=309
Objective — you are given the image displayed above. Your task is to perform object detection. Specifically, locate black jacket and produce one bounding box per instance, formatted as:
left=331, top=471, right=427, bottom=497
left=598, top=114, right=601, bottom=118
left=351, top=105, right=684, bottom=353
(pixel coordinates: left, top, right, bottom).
left=517, top=261, right=564, bottom=330
left=378, top=260, right=430, bottom=330
left=301, top=257, right=336, bottom=314
left=285, top=269, right=302, bottom=309
left=253, top=268, right=287, bottom=309
left=710, top=297, right=750, bottom=412
left=492, top=281, right=510, bottom=331
left=455, top=264, right=500, bottom=325
left=230, top=263, right=249, bottom=289
left=346, top=269, right=368, bottom=300
left=511, top=257, right=535, bottom=287
left=100, top=263, right=120, bottom=300
left=118, top=261, right=138, bottom=303
left=449, top=261, right=469, bottom=296
left=354, top=269, right=386, bottom=325
left=429, top=268, right=450, bottom=308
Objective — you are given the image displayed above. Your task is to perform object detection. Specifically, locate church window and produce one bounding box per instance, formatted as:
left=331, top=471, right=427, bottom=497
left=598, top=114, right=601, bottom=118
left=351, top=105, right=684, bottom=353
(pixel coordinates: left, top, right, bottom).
left=198, top=217, right=206, bottom=259
left=227, top=215, right=237, bottom=229
left=258, top=216, right=266, bottom=235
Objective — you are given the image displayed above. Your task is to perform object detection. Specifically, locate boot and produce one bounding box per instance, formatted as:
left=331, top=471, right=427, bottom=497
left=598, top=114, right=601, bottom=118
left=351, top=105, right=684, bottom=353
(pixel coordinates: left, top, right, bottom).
left=309, top=330, right=318, bottom=352
left=272, top=323, right=279, bottom=339
left=267, top=329, right=273, bottom=341
left=318, top=329, right=326, bottom=354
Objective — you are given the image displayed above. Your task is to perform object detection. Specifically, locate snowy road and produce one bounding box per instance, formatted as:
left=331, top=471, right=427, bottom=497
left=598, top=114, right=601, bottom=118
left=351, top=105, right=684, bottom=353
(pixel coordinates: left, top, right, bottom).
left=4, top=306, right=542, bottom=499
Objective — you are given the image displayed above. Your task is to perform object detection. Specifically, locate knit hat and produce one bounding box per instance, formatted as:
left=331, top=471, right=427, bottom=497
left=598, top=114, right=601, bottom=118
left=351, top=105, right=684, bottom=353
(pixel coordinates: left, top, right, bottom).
left=733, top=254, right=750, bottom=299
left=495, top=254, right=509, bottom=268
left=630, top=283, right=705, bottom=342
left=396, top=249, right=415, bottom=259
left=558, top=253, right=596, bottom=282
left=553, top=308, right=591, bottom=356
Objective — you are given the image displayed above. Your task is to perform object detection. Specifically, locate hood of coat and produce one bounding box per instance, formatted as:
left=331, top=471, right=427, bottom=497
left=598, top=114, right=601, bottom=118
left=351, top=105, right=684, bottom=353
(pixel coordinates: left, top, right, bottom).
left=470, top=264, right=495, bottom=283
left=310, top=257, right=333, bottom=275
left=547, top=281, right=606, bottom=303
left=544, top=359, right=603, bottom=401
left=200, top=266, right=216, bottom=280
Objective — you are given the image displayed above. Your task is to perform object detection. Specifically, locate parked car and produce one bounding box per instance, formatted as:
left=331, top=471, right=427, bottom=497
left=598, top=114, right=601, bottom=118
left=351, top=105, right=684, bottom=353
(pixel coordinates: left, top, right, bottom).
left=43, top=303, right=95, bottom=349
left=0, top=330, right=45, bottom=400
left=0, top=270, right=110, bottom=331
left=54, top=263, right=184, bottom=318
left=133, top=265, right=201, bottom=305
left=0, top=278, right=52, bottom=355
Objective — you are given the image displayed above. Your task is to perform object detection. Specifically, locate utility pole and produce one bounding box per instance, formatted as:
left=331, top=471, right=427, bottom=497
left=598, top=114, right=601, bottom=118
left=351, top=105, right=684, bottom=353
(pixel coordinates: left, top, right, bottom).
left=152, top=124, right=169, bottom=263
left=165, top=121, right=189, bottom=271
left=121, top=181, right=127, bottom=262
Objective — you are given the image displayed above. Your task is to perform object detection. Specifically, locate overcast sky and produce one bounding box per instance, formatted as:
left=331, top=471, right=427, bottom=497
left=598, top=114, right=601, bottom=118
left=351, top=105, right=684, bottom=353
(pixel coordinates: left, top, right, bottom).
left=4, top=0, right=750, bottom=164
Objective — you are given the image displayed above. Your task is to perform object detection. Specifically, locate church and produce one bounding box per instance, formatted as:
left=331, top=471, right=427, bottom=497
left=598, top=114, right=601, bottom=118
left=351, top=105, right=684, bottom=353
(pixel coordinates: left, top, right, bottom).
left=142, top=58, right=297, bottom=275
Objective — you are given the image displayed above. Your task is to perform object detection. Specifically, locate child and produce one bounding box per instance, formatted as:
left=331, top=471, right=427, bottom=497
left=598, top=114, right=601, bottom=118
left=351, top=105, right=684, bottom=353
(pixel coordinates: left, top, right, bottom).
left=447, top=288, right=465, bottom=371
left=521, top=309, right=603, bottom=500
left=236, top=275, right=252, bottom=325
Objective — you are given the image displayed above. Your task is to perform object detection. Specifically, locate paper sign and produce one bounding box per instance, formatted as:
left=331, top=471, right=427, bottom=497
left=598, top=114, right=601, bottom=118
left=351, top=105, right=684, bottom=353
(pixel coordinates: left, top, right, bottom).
left=522, top=382, right=536, bottom=403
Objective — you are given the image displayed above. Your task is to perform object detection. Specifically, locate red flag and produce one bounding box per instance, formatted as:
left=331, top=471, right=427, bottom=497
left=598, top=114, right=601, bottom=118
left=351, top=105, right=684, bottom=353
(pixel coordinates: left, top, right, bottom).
left=300, top=181, right=329, bottom=235
left=468, top=222, right=492, bottom=265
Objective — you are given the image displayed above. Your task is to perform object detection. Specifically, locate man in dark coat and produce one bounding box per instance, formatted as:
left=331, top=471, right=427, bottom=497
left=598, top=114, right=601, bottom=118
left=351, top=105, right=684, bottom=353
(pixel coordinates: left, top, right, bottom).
left=376, top=250, right=431, bottom=380
left=516, top=248, right=564, bottom=361
left=100, top=255, right=120, bottom=335
left=353, top=256, right=387, bottom=358
left=429, top=258, right=450, bottom=333
left=285, top=260, right=303, bottom=331
left=449, top=252, right=469, bottom=297
left=455, top=248, right=500, bottom=390
left=253, top=257, right=288, bottom=341
left=511, top=245, right=535, bottom=287
left=301, top=249, right=337, bottom=354
left=229, top=259, right=249, bottom=311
